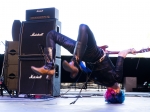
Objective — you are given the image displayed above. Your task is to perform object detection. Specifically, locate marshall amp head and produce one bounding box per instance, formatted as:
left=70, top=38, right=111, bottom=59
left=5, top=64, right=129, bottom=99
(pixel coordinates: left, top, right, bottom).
left=26, top=7, right=59, bottom=21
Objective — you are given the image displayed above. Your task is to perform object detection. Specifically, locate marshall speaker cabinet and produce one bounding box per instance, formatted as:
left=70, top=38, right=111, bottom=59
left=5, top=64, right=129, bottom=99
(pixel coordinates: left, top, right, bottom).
left=2, top=41, right=19, bottom=91
left=19, top=19, right=61, bottom=56
left=18, top=57, right=61, bottom=96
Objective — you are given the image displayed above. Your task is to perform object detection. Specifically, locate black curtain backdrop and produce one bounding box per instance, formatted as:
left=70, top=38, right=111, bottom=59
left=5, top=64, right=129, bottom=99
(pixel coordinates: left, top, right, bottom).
left=61, top=55, right=150, bottom=85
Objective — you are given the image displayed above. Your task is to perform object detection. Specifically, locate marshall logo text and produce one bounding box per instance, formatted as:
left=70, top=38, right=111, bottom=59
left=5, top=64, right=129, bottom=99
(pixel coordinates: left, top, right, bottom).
left=30, top=33, right=44, bottom=36
left=29, top=74, right=42, bottom=79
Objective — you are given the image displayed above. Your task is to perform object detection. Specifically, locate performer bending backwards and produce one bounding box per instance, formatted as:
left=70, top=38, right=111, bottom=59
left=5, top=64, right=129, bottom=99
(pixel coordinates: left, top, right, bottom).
left=31, top=24, right=136, bottom=103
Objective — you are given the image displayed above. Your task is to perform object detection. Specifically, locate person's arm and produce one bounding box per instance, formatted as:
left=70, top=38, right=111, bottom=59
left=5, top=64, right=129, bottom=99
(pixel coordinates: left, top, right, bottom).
left=114, top=48, right=136, bottom=82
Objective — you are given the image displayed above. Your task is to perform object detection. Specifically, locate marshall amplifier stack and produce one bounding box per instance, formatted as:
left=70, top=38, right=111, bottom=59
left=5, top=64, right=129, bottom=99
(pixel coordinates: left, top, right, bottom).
left=18, top=7, right=61, bottom=96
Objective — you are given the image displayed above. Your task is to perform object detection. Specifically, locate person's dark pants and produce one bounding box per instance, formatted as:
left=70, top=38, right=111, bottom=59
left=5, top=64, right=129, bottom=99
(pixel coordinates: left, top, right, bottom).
left=46, top=24, right=103, bottom=62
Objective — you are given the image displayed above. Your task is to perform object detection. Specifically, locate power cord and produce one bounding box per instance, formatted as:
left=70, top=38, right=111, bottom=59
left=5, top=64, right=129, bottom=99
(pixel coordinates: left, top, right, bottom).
left=60, top=68, right=83, bottom=97
left=70, top=64, right=94, bottom=105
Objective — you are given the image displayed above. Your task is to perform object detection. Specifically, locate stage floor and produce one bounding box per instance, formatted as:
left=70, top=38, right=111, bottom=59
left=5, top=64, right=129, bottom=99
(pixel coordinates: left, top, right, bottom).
left=0, top=89, right=150, bottom=112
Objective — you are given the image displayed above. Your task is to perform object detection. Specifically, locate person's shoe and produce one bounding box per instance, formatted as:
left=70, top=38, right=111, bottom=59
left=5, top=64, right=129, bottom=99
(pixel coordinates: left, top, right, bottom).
left=31, top=66, right=55, bottom=76
left=62, top=60, right=79, bottom=79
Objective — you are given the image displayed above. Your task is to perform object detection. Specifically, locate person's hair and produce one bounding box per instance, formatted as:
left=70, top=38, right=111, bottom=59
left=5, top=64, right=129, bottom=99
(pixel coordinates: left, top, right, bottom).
left=104, top=88, right=125, bottom=104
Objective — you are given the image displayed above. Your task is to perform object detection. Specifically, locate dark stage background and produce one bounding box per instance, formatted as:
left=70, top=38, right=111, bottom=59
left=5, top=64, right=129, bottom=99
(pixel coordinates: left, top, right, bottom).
left=0, top=54, right=150, bottom=86
left=61, top=55, right=150, bottom=86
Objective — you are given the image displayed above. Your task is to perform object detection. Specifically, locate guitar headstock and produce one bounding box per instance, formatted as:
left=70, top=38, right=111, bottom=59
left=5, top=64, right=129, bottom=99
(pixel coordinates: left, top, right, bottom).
left=139, top=48, right=150, bottom=53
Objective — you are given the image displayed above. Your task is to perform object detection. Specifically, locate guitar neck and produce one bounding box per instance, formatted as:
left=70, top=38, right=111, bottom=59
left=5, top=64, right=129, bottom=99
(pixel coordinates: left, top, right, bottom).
left=106, top=51, right=119, bottom=54
left=98, top=45, right=150, bottom=54
left=107, top=50, right=145, bottom=54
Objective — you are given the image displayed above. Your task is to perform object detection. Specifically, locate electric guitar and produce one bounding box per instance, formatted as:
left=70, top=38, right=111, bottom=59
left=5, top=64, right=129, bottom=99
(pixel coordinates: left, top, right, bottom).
left=99, top=45, right=150, bottom=54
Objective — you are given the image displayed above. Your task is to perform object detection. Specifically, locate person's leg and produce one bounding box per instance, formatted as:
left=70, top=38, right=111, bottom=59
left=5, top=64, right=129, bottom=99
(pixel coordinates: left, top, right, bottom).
left=63, top=24, right=99, bottom=78
left=31, top=30, right=76, bottom=78
left=31, top=24, right=101, bottom=79
left=46, top=30, right=76, bottom=54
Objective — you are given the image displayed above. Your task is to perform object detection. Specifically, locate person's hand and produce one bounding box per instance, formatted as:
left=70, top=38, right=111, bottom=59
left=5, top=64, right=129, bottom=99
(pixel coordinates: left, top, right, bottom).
left=118, top=48, right=136, bottom=58
left=129, top=48, right=136, bottom=55
left=104, top=50, right=109, bottom=53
